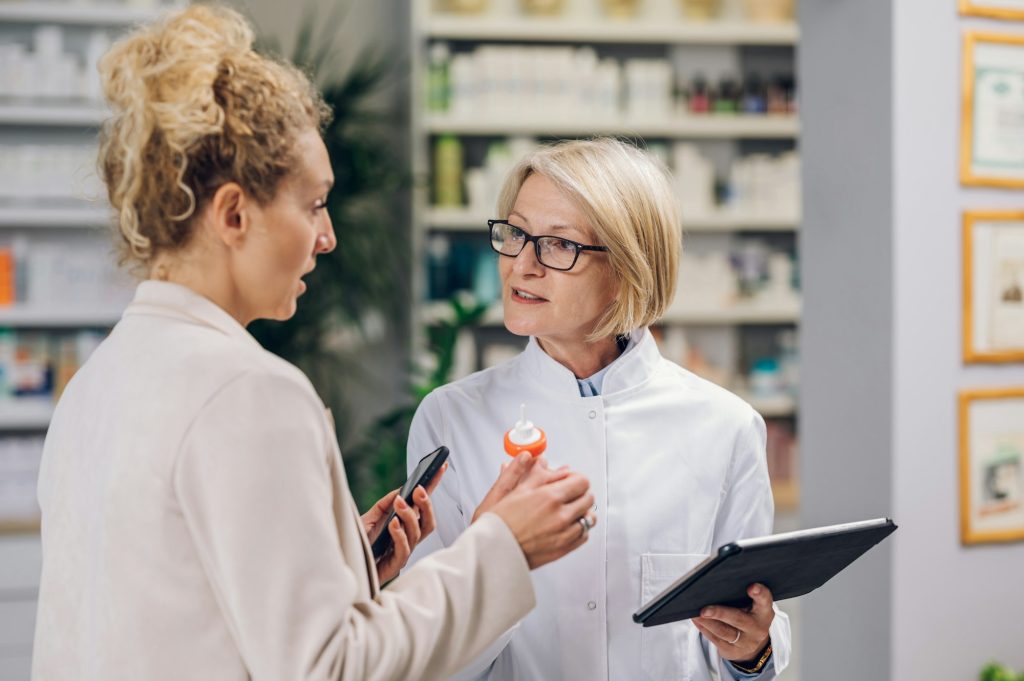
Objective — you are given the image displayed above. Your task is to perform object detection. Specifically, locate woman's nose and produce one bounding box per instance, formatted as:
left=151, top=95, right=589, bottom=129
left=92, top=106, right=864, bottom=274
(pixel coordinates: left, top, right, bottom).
left=316, top=212, right=336, bottom=254
left=512, top=242, right=544, bottom=274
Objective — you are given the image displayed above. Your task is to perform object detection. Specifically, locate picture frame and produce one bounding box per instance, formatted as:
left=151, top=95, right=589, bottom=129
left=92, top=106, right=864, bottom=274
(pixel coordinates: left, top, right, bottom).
left=960, top=0, right=1024, bottom=21
left=960, top=388, right=1024, bottom=545
left=960, top=32, right=1024, bottom=188
left=963, top=211, right=1024, bottom=363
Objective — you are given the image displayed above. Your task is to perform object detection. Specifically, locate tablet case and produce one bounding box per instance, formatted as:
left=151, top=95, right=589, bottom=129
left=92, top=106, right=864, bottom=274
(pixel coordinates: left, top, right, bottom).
left=633, top=517, right=897, bottom=627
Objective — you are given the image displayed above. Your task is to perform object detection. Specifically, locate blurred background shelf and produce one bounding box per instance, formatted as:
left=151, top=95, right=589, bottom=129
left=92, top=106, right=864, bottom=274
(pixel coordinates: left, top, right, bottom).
left=0, top=306, right=124, bottom=328
left=0, top=103, right=107, bottom=127
left=0, top=400, right=53, bottom=431
left=771, top=480, right=799, bottom=511
left=426, top=207, right=800, bottom=232
left=0, top=2, right=177, bottom=26
left=0, top=520, right=40, bottom=536
left=425, top=16, right=799, bottom=45
left=422, top=300, right=800, bottom=327
left=742, top=393, right=797, bottom=418
left=0, top=205, right=110, bottom=229
left=425, top=114, right=799, bottom=138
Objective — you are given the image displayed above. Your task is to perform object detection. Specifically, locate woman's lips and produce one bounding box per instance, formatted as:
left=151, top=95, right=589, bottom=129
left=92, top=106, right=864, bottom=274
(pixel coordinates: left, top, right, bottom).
left=511, top=287, right=547, bottom=304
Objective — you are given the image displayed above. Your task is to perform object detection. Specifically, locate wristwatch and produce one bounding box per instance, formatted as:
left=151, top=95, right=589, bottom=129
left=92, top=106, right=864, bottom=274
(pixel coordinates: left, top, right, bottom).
left=731, top=641, right=773, bottom=675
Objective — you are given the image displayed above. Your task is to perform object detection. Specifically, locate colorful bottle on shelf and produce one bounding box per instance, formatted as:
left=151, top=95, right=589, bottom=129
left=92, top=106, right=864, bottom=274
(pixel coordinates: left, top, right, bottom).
left=504, top=403, right=547, bottom=458
left=434, top=134, right=464, bottom=207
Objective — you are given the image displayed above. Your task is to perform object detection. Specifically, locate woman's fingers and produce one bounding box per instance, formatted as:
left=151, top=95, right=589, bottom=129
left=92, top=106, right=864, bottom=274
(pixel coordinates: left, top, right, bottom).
left=413, top=486, right=436, bottom=537
left=394, top=496, right=422, bottom=547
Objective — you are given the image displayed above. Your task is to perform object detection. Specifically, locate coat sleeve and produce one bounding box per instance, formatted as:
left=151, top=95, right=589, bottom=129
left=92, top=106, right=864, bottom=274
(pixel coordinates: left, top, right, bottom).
left=703, top=407, right=792, bottom=680
left=405, top=390, right=519, bottom=681
left=173, top=371, right=535, bottom=681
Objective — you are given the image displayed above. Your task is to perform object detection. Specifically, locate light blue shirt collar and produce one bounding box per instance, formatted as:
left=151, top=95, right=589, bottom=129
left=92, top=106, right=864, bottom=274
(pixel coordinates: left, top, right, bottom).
left=575, top=334, right=638, bottom=397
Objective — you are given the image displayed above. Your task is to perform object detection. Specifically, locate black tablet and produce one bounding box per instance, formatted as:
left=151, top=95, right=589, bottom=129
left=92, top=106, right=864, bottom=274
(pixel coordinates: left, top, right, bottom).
left=633, top=517, right=897, bottom=627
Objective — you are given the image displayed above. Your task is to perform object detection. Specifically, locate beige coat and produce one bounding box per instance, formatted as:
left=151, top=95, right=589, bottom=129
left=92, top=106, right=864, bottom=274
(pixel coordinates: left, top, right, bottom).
left=33, top=281, right=534, bottom=681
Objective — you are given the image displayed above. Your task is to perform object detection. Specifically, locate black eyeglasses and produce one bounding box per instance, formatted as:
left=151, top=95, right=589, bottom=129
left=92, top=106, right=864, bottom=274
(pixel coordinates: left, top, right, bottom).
left=488, top=219, right=609, bottom=272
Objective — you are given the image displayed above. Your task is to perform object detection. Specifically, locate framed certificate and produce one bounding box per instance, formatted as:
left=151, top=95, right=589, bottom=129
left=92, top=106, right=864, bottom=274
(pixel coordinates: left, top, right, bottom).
left=961, top=32, right=1024, bottom=188
left=960, top=0, right=1024, bottom=20
left=960, top=388, right=1024, bottom=545
left=963, top=211, right=1024, bottom=362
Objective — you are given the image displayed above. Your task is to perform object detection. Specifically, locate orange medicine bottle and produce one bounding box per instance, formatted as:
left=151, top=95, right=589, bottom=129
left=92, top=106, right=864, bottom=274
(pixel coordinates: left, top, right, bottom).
left=504, top=403, right=547, bottom=457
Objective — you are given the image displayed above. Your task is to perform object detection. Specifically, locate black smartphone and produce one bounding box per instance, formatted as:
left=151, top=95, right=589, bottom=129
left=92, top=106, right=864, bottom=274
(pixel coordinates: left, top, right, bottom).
left=370, top=446, right=450, bottom=559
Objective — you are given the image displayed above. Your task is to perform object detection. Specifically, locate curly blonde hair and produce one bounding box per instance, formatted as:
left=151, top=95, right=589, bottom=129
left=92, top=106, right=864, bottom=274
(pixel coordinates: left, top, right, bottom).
left=97, top=4, right=331, bottom=269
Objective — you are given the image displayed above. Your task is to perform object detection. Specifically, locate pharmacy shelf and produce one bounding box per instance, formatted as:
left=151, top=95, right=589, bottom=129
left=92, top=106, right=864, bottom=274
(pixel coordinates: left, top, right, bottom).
left=661, top=301, right=800, bottom=324
left=771, top=480, right=799, bottom=512
left=426, top=114, right=798, bottom=138
left=0, top=519, right=40, bottom=535
left=0, top=205, right=110, bottom=229
left=0, top=2, right=176, bottom=26
left=742, top=393, right=797, bottom=418
left=0, top=306, right=123, bottom=328
left=0, top=400, right=53, bottom=430
left=0, top=103, right=107, bottom=127
left=423, top=300, right=800, bottom=327
left=426, top=208, right=800, bottom=232
left=426, top=15, right=798, bottom=45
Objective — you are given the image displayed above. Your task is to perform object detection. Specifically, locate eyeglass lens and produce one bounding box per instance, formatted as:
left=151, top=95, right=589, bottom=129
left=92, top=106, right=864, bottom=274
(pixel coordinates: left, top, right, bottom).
left=490, top=222, right=578, bottom=270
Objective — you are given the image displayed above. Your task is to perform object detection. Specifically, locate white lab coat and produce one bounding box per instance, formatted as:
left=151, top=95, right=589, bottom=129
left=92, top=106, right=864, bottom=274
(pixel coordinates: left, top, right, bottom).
left=407, top=328, right=791, bottom=681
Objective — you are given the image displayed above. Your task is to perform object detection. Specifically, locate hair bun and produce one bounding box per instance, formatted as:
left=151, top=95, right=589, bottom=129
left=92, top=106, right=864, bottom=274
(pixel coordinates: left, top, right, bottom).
left=97, top=5, right=329, bottom=269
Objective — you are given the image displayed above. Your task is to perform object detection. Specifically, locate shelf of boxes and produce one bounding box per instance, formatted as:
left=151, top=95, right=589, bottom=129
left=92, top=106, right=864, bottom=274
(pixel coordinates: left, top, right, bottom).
left=771, top=480, right=799, bottom=511
left=741, top=393, right=796, bottom=418
left=0, top=103, right=107, bottom=127
left=422, top=299, right=800, bottom=327
left=0, top=399, right=53, bottom=430
left=0, top=205, right=109, bottom=229
left=0, top=305, right=124, bottom=328
left=427, top=208, right=800, bottom=233
left=0, top=2, right=176, bottom=26
left=425, top=114, right=799, bottom=138
left=424, top=16, right=798, bottom=45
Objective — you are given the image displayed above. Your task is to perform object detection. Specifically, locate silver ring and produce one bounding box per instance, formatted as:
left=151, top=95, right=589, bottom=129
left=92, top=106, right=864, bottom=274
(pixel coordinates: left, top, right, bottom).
left=578, top=516, right=591, bottom=536
left=729, top=629, right=741, bottom=645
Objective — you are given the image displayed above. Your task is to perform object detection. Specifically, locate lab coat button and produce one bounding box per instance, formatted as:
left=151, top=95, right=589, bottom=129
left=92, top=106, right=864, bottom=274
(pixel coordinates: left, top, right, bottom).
left=588, top=410, right=597, bottom=419
left=587, top=601, right=597, bottom=610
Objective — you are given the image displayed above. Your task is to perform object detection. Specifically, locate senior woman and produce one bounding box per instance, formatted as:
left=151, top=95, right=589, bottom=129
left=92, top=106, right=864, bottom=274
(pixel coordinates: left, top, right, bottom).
left=407, top=138, right=791, bottom=680
left=32, top=7, right=596, bottom=681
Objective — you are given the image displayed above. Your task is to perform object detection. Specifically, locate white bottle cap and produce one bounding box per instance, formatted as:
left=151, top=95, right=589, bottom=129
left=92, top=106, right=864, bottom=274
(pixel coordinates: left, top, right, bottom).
left=508, top=403, right=541, bottom=445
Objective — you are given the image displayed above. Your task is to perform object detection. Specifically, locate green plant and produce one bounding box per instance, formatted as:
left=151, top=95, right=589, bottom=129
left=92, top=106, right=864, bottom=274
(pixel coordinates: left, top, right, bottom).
left=248, top=4, right=409, bottom=491
left=981, top=662, right=1024, bottom=681
left=346, top=296, right=490, bottom=509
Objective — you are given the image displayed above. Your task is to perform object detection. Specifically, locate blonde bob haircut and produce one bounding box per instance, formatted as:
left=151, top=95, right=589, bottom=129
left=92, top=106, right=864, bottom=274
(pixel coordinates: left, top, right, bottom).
left=97, top=4, right=330, bottom=270
left=496, top=138, right=681, bottom=342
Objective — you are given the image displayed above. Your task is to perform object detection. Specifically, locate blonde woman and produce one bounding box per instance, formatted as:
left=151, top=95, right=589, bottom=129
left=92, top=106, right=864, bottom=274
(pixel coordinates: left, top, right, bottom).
left=408, top=138, right=791, bottom=680
left=33, top=7, right=596, bottom=681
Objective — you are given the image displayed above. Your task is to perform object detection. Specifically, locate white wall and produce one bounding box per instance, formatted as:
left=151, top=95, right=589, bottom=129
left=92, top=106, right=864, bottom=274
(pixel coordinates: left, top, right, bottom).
left=802, top=0, right=1024, bottom=679
left=893, top=0, right=1024, bottom=678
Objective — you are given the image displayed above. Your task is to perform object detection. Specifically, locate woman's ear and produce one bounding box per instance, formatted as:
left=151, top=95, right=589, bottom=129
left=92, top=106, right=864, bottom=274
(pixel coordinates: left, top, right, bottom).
left=207, top=182, right=250, bottom=248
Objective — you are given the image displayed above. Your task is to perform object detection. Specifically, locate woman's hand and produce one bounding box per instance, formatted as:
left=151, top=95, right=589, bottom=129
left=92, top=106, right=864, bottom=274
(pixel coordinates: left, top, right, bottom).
left=692, top=583, right=775, bottom=664
left=362, top=462, right=447, bottom=584
left=471, top=454, right=569, bottom=523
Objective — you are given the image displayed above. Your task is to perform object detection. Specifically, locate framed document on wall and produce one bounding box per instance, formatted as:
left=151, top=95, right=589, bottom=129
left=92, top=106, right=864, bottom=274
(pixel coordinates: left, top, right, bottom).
left=963, top=211, right=1024, bottom=362
left=960, top=388, right=1024, bottom=545
left=960, top=0, right=1024, bottom=20
left=961, top=32, right=1024, bottom=188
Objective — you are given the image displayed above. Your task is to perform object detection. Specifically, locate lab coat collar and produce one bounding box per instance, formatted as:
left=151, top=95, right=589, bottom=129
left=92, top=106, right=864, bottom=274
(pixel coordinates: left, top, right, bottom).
left=123, top=280, right=263, bottom=350
left=520, top=327, right=661, bottom=399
